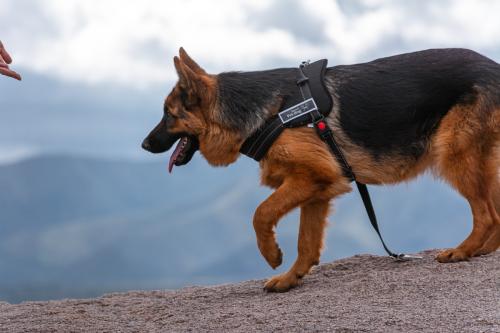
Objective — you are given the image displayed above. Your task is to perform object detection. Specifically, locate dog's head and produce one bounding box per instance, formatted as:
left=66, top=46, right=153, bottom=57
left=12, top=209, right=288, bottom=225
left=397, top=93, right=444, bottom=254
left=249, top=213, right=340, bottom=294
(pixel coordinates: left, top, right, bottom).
left=142, top=48, right=244, bottom=172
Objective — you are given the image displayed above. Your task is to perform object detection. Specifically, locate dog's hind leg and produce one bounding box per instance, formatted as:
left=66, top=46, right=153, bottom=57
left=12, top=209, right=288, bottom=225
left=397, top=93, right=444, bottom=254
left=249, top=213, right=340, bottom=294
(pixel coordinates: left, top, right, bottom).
left=493, top=145, right=500, bottom=216
left=475, top=110, right=500, bottom=255
left=264, top=199, right=330, bottom=292
left=435, top=152, right=499, bottom=262
left=474, top=182, right=500, bottom=256
left=474, top=156, right=500, bottom=255
left=495, top=177, right=500, bottom=215
left=434, top=102, right=500, bottom=262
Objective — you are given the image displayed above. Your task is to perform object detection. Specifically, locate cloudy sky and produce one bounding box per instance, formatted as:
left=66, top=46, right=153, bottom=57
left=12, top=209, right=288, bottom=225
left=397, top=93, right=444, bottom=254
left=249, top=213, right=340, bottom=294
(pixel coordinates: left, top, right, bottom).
left=1, top=0, right=500, bottom=161
left=2, top=0, right=500, bottom=88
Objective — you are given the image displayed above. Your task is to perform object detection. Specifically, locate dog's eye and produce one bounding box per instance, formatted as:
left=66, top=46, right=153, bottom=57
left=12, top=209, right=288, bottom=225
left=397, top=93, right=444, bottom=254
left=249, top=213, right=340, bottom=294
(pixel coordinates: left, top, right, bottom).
left=163, top=109, right=177, bottom=120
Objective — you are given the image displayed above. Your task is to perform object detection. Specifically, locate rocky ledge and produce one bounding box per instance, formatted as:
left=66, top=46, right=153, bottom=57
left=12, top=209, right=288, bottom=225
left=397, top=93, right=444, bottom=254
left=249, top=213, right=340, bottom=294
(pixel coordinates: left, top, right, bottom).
left=0, top=250, right=498, bottom=332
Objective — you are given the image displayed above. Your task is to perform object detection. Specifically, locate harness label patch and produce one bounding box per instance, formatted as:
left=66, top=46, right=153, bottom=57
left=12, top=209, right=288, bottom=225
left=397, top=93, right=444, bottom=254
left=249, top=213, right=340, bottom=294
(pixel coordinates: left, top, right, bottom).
left=278, top=98, right=318, bottom=124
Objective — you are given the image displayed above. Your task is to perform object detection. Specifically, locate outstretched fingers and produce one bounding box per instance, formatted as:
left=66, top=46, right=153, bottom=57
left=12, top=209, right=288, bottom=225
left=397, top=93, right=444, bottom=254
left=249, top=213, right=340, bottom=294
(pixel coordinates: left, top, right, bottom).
left=0, top=67, right=22, bottom=80
left=0, top=41, right=21, bottom=80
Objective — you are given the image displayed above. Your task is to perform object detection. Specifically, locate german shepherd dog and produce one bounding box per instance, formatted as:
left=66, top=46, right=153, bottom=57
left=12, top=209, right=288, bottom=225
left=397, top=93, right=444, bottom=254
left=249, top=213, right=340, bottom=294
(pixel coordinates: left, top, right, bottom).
left=142, top=48, right=500, bottom=292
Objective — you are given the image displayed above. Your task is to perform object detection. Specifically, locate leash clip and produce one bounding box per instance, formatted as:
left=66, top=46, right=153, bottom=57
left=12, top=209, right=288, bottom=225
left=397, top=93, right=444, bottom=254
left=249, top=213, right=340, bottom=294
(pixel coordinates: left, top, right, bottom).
left=392, top=253, right=423, bottom=261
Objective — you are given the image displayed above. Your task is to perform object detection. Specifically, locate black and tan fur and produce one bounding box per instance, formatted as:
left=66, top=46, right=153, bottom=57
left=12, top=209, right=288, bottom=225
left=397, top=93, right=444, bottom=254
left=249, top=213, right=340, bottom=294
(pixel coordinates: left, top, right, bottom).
left=143, top=48, right=500, bottom=292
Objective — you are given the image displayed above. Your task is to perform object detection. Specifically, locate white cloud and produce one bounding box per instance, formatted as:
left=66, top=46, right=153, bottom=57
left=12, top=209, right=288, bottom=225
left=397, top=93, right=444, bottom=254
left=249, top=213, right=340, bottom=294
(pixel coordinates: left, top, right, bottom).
left=1, top=0, right=499, bottom=88
left=400, top=0, right=500, bottom=47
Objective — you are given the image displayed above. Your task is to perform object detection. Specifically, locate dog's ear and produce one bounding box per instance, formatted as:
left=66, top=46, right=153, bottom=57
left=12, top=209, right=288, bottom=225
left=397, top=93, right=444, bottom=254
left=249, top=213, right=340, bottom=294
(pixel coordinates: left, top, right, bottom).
left=179, top=47, right=206, bottom=75
left=173, top=56, right=204, bottom=92
left=173, top=56, right=214, bottom=106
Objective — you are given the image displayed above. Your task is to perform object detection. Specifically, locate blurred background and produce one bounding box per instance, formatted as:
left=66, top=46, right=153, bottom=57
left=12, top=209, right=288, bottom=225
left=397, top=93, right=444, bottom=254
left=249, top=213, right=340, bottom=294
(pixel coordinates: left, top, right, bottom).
left=1, top=0, right=499, bottom=303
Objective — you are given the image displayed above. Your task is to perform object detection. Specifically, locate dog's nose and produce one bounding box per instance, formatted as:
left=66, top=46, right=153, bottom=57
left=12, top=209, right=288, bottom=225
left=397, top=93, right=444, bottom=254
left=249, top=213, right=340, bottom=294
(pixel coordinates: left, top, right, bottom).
left=141, top=138, right=151, bottom=151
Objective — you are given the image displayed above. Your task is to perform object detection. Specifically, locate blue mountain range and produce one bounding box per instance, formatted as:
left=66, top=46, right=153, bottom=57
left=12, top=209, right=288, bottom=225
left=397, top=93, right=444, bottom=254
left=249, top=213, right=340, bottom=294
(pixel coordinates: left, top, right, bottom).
left=0, top=154, right=470, bottom=303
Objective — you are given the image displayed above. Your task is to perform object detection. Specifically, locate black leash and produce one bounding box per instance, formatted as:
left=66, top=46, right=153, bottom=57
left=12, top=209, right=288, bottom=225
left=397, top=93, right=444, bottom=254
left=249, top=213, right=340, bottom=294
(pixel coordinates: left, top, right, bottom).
left=355, top=182, right=402, bottom=259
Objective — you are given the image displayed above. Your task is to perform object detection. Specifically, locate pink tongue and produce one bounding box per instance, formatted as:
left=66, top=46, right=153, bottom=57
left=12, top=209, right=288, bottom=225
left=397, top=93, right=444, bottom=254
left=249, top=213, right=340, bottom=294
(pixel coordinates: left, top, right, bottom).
left=168, top=139, right=184, bottom=173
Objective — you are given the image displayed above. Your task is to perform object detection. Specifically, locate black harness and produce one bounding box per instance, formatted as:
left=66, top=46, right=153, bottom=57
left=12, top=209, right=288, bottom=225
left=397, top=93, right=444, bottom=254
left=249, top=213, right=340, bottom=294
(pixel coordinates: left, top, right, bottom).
left=241, top=60, right=419, bottom=261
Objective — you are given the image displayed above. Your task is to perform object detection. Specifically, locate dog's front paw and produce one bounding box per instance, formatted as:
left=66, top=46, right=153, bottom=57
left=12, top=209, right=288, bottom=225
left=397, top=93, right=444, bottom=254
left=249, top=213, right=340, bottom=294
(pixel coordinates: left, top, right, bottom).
left=264, top=272, right=301, bottom=292
left=258, top=242, right=283, bottom=269
left=436, top=248, right=470, bottom=263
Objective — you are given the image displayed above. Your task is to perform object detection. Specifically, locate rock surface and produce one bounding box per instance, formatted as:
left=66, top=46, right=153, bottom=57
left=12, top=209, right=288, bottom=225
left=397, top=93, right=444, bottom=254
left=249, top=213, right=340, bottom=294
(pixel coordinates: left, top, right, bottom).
left=1, top=250, right=499, bottom=333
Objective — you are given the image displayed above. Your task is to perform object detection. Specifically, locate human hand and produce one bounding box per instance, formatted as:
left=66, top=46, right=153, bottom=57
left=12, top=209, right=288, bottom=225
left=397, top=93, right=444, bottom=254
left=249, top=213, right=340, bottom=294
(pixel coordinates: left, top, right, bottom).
left=0, top=41, right=22, bottom=81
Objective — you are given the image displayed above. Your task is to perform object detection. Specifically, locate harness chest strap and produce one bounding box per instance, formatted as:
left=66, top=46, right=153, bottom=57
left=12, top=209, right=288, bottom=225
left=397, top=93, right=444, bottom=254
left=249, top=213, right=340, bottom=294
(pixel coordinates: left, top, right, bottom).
left=240, top=60, right=421, bottom=261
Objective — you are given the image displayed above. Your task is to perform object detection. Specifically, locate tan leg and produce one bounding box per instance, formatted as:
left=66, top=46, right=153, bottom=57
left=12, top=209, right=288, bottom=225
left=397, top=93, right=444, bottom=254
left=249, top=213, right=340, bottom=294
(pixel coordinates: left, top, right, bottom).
left=436, top=165, right=499, bottom=262
left=437, top=197, right=497, bottom=262
left=495, top=179, right=500, bottom=215
left=474, top=224, right=500, bottom=255
left=253, top=178, right=316, bottom=269
left=433, top=103, right=500, bottom=262
left=264, top=200, right=330, bottom=292
left=477, top=110, right=500, bottom=254
left=435, top=152, right=499, bottom=261
left=474, top=182, right=500, bottom=255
